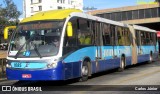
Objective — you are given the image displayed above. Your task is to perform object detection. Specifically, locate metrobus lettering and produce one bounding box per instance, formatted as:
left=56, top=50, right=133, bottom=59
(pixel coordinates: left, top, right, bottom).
left=103, top=49, right=114, bottom=57
left=21, top=22, right=55, bottom=30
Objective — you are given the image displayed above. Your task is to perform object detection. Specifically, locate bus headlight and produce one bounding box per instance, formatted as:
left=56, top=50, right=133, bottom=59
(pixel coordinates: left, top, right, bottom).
left=6, top=64, right=11, bottom=68
left=47, top=62, right=57, bottom=68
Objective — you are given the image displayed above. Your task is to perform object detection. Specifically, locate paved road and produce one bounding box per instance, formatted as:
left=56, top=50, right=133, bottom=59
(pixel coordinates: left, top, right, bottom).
left=0, top=60, right=160, bottom=94
left=73, top=61, right=160, bottom=85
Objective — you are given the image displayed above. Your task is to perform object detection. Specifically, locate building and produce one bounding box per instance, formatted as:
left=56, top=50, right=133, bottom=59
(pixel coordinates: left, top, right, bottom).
left=87, top=3, right=160, bottom=30
left=23, top=0, right=83, bottom=18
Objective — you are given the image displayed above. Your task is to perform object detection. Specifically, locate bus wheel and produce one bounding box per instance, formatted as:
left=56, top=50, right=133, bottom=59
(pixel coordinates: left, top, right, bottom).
left=118, top=57, right=125, bottom=72
left=79, top=61, right=89, bottom=82
left=148, top=52, right=153, bottom=63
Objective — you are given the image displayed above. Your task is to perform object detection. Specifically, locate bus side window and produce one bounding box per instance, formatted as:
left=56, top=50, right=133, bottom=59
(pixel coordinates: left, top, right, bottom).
left=124, top=28, right=131, bottom=45
left=110, top=25, right=116, bottom=46
left=103, top=23, right=110, bottom=45
left=150, top=33, right=153, bottom=45
left=117, top=26, right=124, bottom=45
left=78, top=19, right=92, bottom=45
left=64, top=18, right=78, bottom=46
left=63, top=17, right=78, bottom=56
left=140, top=31, right=144, bottom=45
left=78, top=31, right=85, bottom=44
left=135, top=30, right=140, bottom=46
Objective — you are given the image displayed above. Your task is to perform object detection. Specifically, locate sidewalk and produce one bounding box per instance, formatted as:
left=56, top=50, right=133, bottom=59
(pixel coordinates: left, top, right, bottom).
left=0, top=66, right=7, bottom=82
left=0, top=73, right=7, bottom=81
left=0, top=50, right=7, bottom=81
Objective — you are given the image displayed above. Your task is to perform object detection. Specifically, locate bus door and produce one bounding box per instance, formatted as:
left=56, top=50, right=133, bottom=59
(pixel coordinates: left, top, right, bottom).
left=112, top=25, right=118, bottom=59
left=111, top=26, right=119, bottom=68
left=94, top=22, right=103, bottom=72
left=129, top=26, right=137, bottom=65
left=136, top=31, right=142, bottom=54
left=153, top=33, right=158, bottom=54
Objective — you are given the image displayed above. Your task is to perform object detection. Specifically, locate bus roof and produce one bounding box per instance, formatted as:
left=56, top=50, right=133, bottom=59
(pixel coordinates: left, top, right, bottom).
left=69, top=12, right=129, bottom=27
left=133, top=25, right=156, bottom=32
left=21, top=9, right=82, bottom=23
left=20, top=9, right=155, bottom=33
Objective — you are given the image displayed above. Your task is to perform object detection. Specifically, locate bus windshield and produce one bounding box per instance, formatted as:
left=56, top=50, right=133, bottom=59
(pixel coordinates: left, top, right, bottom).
left=8, top=21, right=64, bottom=58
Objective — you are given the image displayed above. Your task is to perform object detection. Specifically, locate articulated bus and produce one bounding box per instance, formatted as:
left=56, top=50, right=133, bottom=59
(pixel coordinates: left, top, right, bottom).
left=5, top=9, right=158, bottom=81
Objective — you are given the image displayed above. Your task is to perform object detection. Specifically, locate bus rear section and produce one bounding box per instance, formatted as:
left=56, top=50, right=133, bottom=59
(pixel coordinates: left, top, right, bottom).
left=133, top=25, right=159, bottom=63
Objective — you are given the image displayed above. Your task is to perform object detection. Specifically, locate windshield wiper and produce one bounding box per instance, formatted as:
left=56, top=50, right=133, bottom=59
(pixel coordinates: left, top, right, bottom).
left=31, top=43, right=42, bottom=58
left=14, top=35, right=36, bottom=59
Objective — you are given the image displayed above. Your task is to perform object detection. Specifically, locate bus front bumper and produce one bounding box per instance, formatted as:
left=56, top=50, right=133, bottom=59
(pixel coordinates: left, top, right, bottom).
left=6, top=68, right=64, bottom=80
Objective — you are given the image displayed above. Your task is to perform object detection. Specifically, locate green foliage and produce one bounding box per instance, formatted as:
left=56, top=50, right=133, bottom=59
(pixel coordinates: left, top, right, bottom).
left=1, top=0, right=21, bottom=20
left=0, top=0, right=21, bottom=33
left=155, top=0, right=160, bottom=2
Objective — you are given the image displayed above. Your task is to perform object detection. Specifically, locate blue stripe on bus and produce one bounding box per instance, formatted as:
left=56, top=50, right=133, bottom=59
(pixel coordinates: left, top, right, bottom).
left=126, top=56, right=132, bottom=66
left=11, top=62, right=47, bottom=69
left=63, top=46, right=96, bottom=63
left=64, top=61, right=81, bottom=79
left=63, top=46, right=132, bottom=63
left=137, top=54, right=150, bottom=63
left=153, top=52, right=159, bottom=60
left=137, top=46, right=155, bottom=55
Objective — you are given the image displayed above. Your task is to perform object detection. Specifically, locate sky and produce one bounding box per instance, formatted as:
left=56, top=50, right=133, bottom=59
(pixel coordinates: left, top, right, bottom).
left=84, top=0, right=137, bottom=9
left=0, top=0, right=139, bottom=18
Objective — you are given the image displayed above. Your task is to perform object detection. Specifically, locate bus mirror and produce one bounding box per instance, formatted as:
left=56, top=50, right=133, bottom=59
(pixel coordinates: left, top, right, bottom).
left=67, top=22, right=73, bottom=37
left=4, top=27, right=9, bottom=40
left=4, top=26, right=16, bottom=40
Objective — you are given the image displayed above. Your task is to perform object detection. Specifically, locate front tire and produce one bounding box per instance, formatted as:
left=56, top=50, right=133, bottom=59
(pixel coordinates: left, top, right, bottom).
left=118, top=57, right=125, bottom=72
left=148, top=53, right=153, bottom=63
left=79, top=61, right=89, bottom=82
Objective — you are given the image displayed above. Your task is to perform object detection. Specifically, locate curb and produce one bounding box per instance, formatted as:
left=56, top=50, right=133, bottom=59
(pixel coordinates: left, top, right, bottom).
left=0, top=78, right=7, bottom=82
left=0, top=73, right=7, bottom=82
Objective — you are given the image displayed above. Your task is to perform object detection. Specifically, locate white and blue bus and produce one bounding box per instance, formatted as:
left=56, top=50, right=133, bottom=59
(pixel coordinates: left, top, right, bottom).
left=5, top=9, right=159, bottom=81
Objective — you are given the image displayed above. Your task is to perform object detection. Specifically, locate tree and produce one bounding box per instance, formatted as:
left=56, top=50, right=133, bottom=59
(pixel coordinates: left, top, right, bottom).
left=0, top=0, right=21, bottom=33
left=1, top=0, right=21, bottom=20
left=155, top=0, right=160, bottom=2
left=0, top=0, right=21, bottom=44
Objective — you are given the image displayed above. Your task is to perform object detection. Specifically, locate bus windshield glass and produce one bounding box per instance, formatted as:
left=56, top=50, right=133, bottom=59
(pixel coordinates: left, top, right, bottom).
left=8, top=21, right=64, bottom=58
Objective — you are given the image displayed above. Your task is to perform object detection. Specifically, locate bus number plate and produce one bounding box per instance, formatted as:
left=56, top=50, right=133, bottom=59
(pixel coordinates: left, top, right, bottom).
left=22, top=74, right=32, bottom=78
left=14, top=62, right=22, bottom=68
